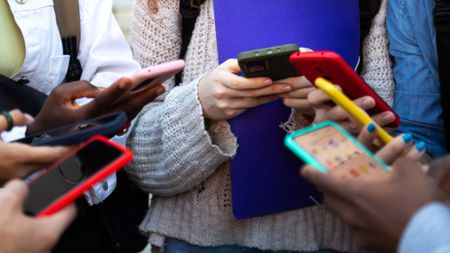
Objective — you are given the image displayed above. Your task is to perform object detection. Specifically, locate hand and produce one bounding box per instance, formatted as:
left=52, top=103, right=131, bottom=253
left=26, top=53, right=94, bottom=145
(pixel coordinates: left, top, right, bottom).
left=280, top=75, right=315, bottom=113
left=0, top=180, right=76, bottom=253
left=307, top=88, right=396, bottom=133
left=28, top=78, right=165, bottom=134
left=198, top=59, right=292, bottom=120
left=357, top=123, right=426, bottom=165
left=301, top=158, right=435, bottom=253
left=428, top=155, right=450, bottom=195
left=0, top=110, right=70, bottom=184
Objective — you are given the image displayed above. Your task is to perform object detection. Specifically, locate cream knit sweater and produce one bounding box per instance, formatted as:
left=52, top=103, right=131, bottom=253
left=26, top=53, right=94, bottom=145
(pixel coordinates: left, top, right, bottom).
left=127, top=0, right=392, bottom=251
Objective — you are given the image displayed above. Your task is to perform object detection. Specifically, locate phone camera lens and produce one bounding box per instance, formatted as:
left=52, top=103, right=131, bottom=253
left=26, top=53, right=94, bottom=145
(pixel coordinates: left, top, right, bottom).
left=267, top=49, right=273, bottom=54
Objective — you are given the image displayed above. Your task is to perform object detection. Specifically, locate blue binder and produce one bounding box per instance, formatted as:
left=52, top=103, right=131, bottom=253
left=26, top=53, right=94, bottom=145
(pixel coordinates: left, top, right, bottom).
left=214, top=0, right=360, bottom=219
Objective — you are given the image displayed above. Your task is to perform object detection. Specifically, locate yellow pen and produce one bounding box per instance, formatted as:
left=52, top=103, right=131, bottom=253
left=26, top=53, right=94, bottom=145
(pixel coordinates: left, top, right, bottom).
left=315, top=77, right=394, bottom=144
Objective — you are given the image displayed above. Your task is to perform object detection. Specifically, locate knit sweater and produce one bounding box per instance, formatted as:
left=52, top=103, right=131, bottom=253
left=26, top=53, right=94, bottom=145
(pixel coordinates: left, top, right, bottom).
left=127, top=0, right=392, bottom=251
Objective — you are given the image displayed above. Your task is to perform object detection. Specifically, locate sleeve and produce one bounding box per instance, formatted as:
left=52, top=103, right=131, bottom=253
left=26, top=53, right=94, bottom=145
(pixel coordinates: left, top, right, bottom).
left=125, top=77, right=238, bottom=196
left=398, top=202, right=450, bottom=253
left=77, top=0, right=141, bottom=88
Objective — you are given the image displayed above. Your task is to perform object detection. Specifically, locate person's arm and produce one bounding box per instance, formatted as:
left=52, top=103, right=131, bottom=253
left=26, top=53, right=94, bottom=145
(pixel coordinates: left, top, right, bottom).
left=399, top=202, right=450, bottom=253
left=77, top=0, right=141, bottom=87
left=126, top=76, right=237, bottom=196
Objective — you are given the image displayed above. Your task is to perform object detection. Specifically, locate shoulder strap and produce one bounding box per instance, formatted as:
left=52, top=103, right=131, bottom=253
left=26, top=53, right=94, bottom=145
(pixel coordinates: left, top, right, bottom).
left=53, top=0, right=80, bottom=49
left=53, top=0, right=82, bottom=82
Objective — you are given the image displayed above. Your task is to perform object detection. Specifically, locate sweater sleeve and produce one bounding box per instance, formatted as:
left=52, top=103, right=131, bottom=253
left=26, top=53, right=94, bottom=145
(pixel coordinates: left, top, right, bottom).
left=398, top=202, right=450, bottom=253
left=125, top=77, right=237, bottom=196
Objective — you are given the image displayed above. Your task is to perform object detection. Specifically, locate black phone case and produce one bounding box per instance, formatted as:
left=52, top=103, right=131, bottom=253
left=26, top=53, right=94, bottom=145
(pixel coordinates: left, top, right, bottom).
left=237, top=43, right=300, bottom=81
left=16, top=112, right=128, bottom=146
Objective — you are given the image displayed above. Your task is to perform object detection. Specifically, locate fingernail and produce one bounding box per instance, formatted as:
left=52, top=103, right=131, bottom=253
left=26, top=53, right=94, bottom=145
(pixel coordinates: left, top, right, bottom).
left=416, top=141, right=427, bottom=152
left=367, top=123, right=376, bottom=133
left=382, top=113, right=395, bottom=123
left=264, top=79, right=273, bottom=85
left=402, top=133, right=413, bottom=143
left=362, top=97, right=375, bottom=109
left=24, top=113, right=34, bottom=122
left=156, top=86, right=165, bottom=95
left=283, top=85, right=292, bottom=92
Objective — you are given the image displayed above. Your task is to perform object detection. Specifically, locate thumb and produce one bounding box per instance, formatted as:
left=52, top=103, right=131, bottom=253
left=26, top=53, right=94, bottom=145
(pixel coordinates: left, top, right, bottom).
left=37, top=204, right=77, bottom=236
left=219, top=59, right=241, bottom=74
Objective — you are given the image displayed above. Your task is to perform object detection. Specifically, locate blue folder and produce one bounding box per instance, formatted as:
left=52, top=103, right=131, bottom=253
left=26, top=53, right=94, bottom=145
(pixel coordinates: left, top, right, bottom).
left=214, top=0, right=360, bottom=219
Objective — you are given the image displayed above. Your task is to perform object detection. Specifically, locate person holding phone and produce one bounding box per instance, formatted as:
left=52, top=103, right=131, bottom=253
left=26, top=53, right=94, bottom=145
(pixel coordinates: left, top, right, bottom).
left=126, top=1, right=400, bottom=252
left=0, top=0, right=160, bottom=252
left=301, top=154, right=450, bottom=253
left=0, top=110, right=75, bottom=253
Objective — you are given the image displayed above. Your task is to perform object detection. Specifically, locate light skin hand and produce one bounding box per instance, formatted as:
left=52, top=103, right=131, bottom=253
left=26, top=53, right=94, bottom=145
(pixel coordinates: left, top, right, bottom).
left=0, top=180, right=76, bottom=253
left=301, top=158, right=435, bottom=253
left=0, top=110, right=70, bottom=184
left=198, top=59, right=292, bottom=121
left=357, top=123, right=426, bottom=164
left=307, top=88, right=396, bottom=133
left=280, top=75, right=316, bottom=114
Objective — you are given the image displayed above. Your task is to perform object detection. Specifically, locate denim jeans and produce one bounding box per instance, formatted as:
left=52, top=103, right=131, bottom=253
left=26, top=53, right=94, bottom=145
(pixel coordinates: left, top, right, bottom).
left=164, top=238, right=345, bottom=253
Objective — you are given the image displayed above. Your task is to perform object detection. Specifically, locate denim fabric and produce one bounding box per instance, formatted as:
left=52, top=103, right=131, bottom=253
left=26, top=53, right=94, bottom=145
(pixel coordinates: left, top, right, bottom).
left=387, top=0, right=448, bottom=157
left=164, top=238, right=345, bottom=253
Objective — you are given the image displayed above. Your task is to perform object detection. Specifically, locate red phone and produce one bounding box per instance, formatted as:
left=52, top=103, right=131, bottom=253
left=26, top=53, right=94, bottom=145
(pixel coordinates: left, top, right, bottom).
left=115, top=59, right=185, bottom=103
left=24, top=135, right=133, bottom=217
left=289, top=51, right=400, bottom=128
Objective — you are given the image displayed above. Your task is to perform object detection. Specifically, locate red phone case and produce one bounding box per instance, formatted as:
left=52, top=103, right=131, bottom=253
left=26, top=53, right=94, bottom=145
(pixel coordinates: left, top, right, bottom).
left=289, top=51, right=400, bottom=128
left=36, top=135, right=133, bottom=217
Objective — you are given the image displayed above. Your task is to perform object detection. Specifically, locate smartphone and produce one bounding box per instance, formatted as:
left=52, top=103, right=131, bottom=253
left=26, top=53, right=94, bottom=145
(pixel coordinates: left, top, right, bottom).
left=285, top=121, right=390, bottom=177
left=15, top=112, right=128, bottom=146
left=289, top=51, right=400, bottom=128
left=24, top=135, right=133, bottom=217
left=238, top=43, right=301, bottom=81
left=315, top=77, right=394, bottom=144
left=115, top=59, right=185, bottom=103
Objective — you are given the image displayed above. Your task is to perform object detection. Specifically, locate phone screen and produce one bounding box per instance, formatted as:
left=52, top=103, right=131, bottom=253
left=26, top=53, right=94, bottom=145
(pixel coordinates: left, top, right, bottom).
left=24, top=140, right=123, bottom=215
left=294, top=126, right=388, bottom=178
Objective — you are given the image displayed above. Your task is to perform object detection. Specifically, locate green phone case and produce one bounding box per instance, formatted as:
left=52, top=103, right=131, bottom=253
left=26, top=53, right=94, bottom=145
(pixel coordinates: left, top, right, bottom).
left=238, top=43, right=301, bottom=81
left=284, top=121, right=390, bottom=173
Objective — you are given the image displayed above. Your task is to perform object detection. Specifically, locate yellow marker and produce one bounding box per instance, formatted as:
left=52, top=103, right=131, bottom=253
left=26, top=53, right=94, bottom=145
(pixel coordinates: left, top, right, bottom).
left=315, top=77, right=394, bottom=144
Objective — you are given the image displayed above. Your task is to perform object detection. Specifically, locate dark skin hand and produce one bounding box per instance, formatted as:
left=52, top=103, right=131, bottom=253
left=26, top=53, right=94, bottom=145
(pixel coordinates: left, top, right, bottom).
left=301, top=158, right=435, bottom=253
left=428, top=155, right=450, bottom=195
left=27, top=78, right=165, bottom=134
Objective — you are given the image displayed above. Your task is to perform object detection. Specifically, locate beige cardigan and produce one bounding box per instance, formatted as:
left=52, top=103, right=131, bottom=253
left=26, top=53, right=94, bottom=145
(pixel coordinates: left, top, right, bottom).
left=127, top=0, right=393, bottom=251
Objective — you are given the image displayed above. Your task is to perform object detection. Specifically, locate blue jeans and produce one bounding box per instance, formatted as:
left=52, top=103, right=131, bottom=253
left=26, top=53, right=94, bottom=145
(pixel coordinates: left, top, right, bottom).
left=164, top=238, right=344, bottom=253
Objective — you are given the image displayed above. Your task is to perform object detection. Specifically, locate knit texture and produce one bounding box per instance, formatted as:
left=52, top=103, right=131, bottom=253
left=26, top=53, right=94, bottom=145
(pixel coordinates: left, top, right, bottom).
left=128, top=0, right=361, bottom=251
left=361, top=0, right=395, bottom=105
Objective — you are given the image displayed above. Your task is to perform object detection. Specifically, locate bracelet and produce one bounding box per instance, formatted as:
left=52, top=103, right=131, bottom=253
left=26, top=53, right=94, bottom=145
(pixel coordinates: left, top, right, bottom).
left=1, top=111, right=14, bottom=131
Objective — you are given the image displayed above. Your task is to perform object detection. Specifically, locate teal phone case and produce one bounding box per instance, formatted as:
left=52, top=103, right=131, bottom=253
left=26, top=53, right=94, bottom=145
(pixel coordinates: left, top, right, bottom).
left=284, top=121, right=390, bottom=173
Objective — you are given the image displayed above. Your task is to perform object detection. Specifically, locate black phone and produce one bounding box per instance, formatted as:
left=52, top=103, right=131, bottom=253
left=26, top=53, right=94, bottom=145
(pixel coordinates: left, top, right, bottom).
left=24, top=136, right=132, bottom=216
left=16, top=112, right=128, bottom=146
left=237, top=43, right=301, bottom=81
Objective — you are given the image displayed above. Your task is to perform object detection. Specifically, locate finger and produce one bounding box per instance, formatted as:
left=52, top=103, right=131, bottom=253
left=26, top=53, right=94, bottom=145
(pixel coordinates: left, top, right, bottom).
left=107, top=84, right=165, bottom=119
left=221, top=73, right=273, bottom=90
left=325, top=96, right=375, bottom=122
left=280, top=87, right=316, bottom=99
left=3, top=179, right=28, bottom=209
left=375, top=133, right=414, bottom=164
left=357, top=123, right=379, bottom=152
left=275, top=76, right=313, bottom=90
left=218, top=59, right=242, bottom=74
left=299, top=47, right=313, bottom=52
left=82, top=78, right=133, bottom=116
left=335, top=120, right=361, bottom=134
left=9, top=110, right=34, bottom=126
left=307, top=89, right=333, bottom=107
left=282, top=97, right=312, bottom=110
left=427, top=155, right=450, bottom=184
left=222, top=95, right=279, bottom=110
left=301, top=166, right=351, bottom=198
left=228, top=83, right=292, bottom=97
left=370, top=111, right=396, bottom=128
left=405, top=141, right=427, bottom=161
left=56, top=81, right=99, bottom=101
left=37, top=204, right=77, bottom=237
left=20, top=145, right=71, bottom=166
